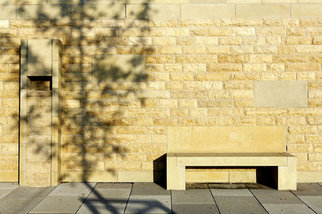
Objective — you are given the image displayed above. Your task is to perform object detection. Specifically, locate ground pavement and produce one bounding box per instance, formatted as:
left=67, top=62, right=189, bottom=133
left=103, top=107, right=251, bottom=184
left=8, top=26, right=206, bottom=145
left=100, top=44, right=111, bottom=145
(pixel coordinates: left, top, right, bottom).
left=0, top=182, right=321, bottom=214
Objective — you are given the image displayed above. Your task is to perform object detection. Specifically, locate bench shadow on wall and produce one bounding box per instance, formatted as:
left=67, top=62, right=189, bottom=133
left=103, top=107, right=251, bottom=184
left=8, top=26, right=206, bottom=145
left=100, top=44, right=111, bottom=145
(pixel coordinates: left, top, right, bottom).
left=10, top=0, right=171, bottom=213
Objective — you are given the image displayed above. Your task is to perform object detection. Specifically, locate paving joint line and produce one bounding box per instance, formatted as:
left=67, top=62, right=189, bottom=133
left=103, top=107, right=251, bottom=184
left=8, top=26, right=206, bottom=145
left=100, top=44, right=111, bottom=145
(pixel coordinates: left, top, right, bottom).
left=248, top=188, right=269, bottom=214
left=290, top=190, right=317, bottom=214
left=208, top=185, right=221, bottom=214
left=123, top=182, right=134, bottom=214
left=74, top=182, right=98, bottom=214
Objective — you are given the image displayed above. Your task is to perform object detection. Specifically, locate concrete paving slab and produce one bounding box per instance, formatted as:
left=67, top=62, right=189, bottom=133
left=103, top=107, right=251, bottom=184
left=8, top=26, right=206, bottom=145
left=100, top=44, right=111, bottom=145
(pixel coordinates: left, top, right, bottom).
left=125, top=195, right=171, bottom=214
left=0, top=186, right=54, bottom=214
left=211, top=189, right=252, bottom=197
left=172, top=204, right=220, bottom=214
left=250, top=189, right=302, bottom=204
left=77, top=202, right=127, bottom=214
left=293, top=183, right=322, bottom=196
left=49, top=182, right=96, bottom=197
left=215, top=196, right=267, bottom=214
left=0, top=183, right=18, bottom=189
left=263, top=204, right=315, bottom=214
left=87, top=188, right=131, bottom=202
left=96, top=182, right=132, bottom=189
left=299, top=196, right=322, bottom=214
left=131, top=183, right=170, bottom=196
left=0, top=189, right=16, bottom=199
left=29, top=195, right=86, bottom=213
left=172, top=189, right=214, bottom=204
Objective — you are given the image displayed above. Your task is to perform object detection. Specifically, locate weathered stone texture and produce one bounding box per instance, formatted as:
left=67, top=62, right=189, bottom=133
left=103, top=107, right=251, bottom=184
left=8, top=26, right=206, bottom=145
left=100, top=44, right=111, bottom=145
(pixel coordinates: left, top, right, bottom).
left=0, top=1, right=322, bottom=183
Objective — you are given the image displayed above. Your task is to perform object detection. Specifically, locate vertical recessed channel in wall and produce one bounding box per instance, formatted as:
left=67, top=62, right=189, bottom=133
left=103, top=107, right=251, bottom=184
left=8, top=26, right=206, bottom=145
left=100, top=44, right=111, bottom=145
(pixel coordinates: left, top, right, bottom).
left=20, top=39, right=61, bottom=186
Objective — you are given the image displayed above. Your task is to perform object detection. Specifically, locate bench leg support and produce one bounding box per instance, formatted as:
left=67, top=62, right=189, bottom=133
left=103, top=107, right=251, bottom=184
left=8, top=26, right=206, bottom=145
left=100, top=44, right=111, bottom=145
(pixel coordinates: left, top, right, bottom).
left=167, top=156, right=185, bottom=190
left=278, top=157, right=297, bottom=190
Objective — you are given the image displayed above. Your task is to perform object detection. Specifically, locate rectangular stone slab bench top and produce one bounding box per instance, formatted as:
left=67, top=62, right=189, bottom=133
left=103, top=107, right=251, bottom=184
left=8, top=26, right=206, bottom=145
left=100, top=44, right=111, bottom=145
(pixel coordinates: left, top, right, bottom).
left=166, top=152, right=297, bottom=191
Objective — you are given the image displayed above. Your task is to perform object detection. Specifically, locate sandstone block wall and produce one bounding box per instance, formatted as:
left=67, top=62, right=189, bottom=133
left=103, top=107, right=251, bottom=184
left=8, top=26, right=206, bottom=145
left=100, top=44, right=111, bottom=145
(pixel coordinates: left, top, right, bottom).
left=0, top=0, right=321, bottom=184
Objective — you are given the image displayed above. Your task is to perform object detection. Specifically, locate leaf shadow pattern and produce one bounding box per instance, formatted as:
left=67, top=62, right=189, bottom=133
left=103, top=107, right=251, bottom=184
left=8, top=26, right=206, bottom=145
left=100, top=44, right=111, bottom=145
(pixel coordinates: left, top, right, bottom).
left=4, top=0, right=171, bottom=213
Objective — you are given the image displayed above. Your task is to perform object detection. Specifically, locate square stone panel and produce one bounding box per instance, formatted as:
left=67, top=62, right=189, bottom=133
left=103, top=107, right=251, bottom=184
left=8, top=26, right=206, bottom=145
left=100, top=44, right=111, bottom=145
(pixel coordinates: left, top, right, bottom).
left=172, top=189, right=214, bottom=204
left=131, top=183, right=170, bottom=196
left=86, top=189, right=131, bottom=202
left=77, top=202, right=128, bottom=214
left=125, top=195, right=171, bottom=214
left=215, top=196, right=267, bottom=214
left=250, top=189, right=302, bottom=204
left=27, top=39, right=52, bottom=77
left=30, top=196, right=85, bottom=214
left=254, top=81, right=307, bottom=108
left=263, top=204, right=315, bottom=214
left=95, top=182, right=132, bottom=190
left=172, top=204, right=220, bottom=214
left=293, top=183, right=322, bottom=196
left=298, top=196, right=322, bottom=214
left=49, top=183, right=96, bottom=197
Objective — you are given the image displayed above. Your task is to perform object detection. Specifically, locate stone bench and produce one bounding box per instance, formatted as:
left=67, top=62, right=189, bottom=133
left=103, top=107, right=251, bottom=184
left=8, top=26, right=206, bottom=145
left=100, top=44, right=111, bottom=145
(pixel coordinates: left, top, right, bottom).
left=166, top=126, right=297, bottom=190
left=167, top=152, right=296, bottom=190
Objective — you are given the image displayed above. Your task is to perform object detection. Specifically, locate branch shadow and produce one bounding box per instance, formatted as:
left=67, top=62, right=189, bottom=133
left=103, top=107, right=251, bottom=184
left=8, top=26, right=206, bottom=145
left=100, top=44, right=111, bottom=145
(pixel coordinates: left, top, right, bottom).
left=3, top=0, right=171, bottom=213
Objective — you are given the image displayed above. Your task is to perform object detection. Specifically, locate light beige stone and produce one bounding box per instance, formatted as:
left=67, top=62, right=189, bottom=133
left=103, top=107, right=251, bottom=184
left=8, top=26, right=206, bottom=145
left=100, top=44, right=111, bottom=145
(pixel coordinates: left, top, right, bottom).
left=118, top=171, right=153, bottom=182
left=254, top=81, right=307, bottom=108
left=127, top=5, right=180, bottom=19
left=181, top=4, right=235, bottom=19
left=27, top=40, right=52, bottom=76
left=167, top=155, right=185, bottom=190
left=186, top=170, right=229, bottom=183
left=72, top=4, right=125, bottom=19
left=298, top=171, right=322, bottom=182
left=17, top=5, right=70, bottom=19
left=168, top=126, right=286, bottom=153
left=93, top=55, right=145, bottom=82
left=167, top=153, right=296, bottom=190
left=278, top=156, right=297, bottom=190
left=0, top=5, right=16, bottom=19
left=236, top=4, right=290, bottom=18
left=292, top=4, right=322, bottom=18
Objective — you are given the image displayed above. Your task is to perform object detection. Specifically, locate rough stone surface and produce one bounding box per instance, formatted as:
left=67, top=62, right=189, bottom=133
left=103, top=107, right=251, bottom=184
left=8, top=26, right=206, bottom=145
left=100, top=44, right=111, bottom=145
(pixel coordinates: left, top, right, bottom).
left=0, top=1, right=322, bottom=184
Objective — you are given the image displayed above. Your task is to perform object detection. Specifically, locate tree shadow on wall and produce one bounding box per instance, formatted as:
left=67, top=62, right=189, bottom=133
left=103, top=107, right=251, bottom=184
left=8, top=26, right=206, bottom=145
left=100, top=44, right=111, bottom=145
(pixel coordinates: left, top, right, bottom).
left=5, top=0, right=171, bottom=213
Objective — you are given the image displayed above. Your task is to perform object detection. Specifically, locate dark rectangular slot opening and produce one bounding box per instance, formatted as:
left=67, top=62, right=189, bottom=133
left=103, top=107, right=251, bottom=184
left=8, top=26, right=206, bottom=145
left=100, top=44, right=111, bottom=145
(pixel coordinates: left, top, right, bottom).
left=28, top=76, right=52, bottom=91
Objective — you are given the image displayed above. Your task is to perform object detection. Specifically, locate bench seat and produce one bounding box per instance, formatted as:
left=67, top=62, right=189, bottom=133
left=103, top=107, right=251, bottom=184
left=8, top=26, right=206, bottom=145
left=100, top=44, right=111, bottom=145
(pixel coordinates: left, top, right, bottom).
left=167, top=152, right=297, bottom=190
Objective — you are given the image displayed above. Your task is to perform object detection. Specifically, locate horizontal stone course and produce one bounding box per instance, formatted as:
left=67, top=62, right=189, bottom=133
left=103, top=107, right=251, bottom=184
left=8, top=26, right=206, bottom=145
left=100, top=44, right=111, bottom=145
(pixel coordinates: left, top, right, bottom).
left=0, top=3, right=322, bottom=20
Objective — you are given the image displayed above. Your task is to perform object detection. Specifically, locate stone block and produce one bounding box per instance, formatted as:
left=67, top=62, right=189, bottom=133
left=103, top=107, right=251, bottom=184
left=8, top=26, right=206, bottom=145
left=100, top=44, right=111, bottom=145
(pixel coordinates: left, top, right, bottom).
left=292, top=4, right=322, bottom=18
left=118, top=171, right=153, bottom=182
left=251, top=189, right=302, bottom=204
left=263, top=204, right=315, bottom=214
left=172, top=204, right=220, bottom=214
left=236, top=4, right=290, bottom=18
left=254, top=81, right=307, bottom=108
left=93, top=55, right=145, bottom=82
left=0, top=5, right=16, bottom=20
left=215, top=196, right=267, bottom=214
left=26, top=39, right=52, bottom=76
left=168, top=126, right=286, bottom=153
left=172, top=189, right=214, bottom=204
left=229, top=170, right=256, bottom=183
left=186, top=170, right=229, bottom=183
left=127, top=4, right=180, bottom=19
left=72, top=4, right=125, bottom=19
left=125, top=195, right=171, bottom=214
left=17, top=5, right=70, bottom=19
left=181, top=4, right=235, bottom=19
